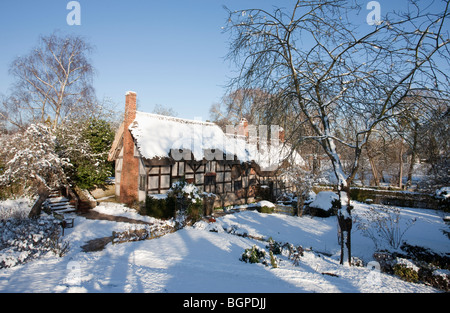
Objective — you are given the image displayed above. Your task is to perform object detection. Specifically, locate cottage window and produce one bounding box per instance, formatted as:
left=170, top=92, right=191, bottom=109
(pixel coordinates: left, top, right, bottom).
left=139, top=175, right=146, bottom=191
left=205, top=173, right=216, bottom=186
left=178, top=162, right=185, bottom=176
left=234, top=180, right=242, bottom=191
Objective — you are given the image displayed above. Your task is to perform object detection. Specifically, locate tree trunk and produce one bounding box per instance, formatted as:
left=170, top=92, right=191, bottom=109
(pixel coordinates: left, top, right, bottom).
left=297, top=190, right=304, bottom=217
left=324, top=137, right=353, bottom=266
left=406, top=153, right=415, bottom=189
left=406, top=128, right=418, bottom=189
left=367, top=151, right=380, bottom=187
left=29, top=185, right=50, bottom=218
left=337, top=184, right=352, bottom=266
left=398, top=138, right=404, bottom=189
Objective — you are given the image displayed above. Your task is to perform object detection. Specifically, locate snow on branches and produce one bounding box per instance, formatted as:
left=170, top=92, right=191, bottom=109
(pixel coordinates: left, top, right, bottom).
left=0, top=123, right=69, bottom=193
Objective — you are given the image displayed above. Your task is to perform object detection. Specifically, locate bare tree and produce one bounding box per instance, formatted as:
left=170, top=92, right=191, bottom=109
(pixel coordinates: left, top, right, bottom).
left=417, top=101, right=449, bottom=190
left=2, top=32, right=95, bottom=129
left=388, top=91, right=449, bottom=189
left=209, top=88, right=271, bottom=128
left=224, top=0, right=450, bottom=265
left=282, top=164, right=317, bottom=217
left=365, top=132, right=394, bottom=186
left=152, top=104, right=178, bottom=117
left=209, top=101, right=231, bottom=129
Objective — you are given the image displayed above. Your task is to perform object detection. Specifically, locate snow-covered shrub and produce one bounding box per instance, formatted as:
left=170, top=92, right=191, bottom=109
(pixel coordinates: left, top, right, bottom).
left=168, top=179, right=203, bottom=223
left=282, top=243, right=304, bottom=266
left=255, top=200, right=276, bottom=214
left=169, top=180, right=202, bottom=202
left=269, top=251, right=278, bottom=268
left=435, top=187, right=450, bottom=212
left=47, top=232, right=70, bottom=258
left=0, top=198, right=33, bottom=220
left=399, top=243, right=450, bottom=290
left=240, top=245, right=266, bottom=264
left=436, top=187, right=450, bottom=199
left=0, top=124, right=70, bottom=197
left=426, top=269, right=450, bottom=291
left=257, top=205, right=274, bottom=214
left=0, top=119, right=114, bottom=201
left=280, top=164, right=317, bottom=216
left=356, top=205, right=416, bottom=250
left=308, top=191, right=339, bottom=217
left=0, top=215, right=69, bottom=268
left=193, top=220, right=224, bottom=233
left=266, top=237, right=282, bottom=255
left=393, top=263, right=419, bottom=283
left=241, top=240, right=306, bottom=268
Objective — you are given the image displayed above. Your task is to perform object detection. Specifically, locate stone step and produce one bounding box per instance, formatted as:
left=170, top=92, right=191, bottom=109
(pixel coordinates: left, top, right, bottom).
left=47, top=196, right=69, bottom=203
left=53, top=207, right=76, bottom=214
left=51, top=205, right=76, bottom=212
left=49, top=201, right=71, bottom=208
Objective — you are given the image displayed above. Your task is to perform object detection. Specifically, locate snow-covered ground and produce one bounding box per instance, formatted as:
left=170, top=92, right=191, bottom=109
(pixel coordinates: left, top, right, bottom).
left=0, top=199, right=448, bottom=293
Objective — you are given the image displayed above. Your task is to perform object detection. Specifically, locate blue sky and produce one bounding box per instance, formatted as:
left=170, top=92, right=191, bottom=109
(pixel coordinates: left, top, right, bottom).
left=0, top=0, right=296, bottom=119
left=0, top=1, right=447, bottom=120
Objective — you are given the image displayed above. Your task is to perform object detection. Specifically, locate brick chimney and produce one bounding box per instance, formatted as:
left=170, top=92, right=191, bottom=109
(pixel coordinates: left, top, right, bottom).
left=119, top=91, right=139, bottom=205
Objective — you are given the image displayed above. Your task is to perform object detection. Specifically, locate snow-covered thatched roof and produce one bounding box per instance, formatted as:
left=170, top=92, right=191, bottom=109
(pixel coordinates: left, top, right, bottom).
left=129, top=112, right=244, bottom=162
left=113, top=111, right=304, bottom=172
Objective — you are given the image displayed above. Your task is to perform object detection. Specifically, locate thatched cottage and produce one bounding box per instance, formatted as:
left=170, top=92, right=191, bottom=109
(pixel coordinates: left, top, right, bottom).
left=108, top=92, right=303, bottom=206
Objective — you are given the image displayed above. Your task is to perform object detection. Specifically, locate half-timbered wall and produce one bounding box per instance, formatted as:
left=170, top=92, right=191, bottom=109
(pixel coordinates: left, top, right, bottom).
left=115, top=147, right=294, bottom=204
left=145, top=160, right=235, bottom=195
left=142, top=160, right=293, bottom=202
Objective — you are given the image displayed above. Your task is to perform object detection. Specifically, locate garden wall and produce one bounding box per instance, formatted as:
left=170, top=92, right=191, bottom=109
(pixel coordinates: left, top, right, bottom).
left=349, top=187, right=448, bottom=211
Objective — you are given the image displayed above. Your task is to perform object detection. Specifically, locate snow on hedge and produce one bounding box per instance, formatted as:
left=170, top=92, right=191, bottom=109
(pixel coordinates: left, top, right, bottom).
left=0, top=214, right=66, bottom=269
left=436, top=187, right=450, bottom=199
left=0, top=198, right=34, bottom=220
left=255, top=200, right=276, bottom=208
left=309, top=191, right=339, bottom=211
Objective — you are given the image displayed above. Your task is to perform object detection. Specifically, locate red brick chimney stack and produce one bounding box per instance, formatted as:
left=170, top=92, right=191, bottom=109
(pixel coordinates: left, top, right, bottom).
left=120, top=91, right=139, bottom=205
left=125, top=91, right=137, bottom=124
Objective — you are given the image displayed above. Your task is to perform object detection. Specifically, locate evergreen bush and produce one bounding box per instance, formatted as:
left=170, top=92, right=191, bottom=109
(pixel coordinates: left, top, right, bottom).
left=145, top=195, right=176, bottom=219
left=257, top=206, right=274, bottom=214
left=240, top=245, right=266, bottom=264
left=266, top=237, right=282, bottom=255
left=187, top=199, right=204, bottom=224
left=393, top=264, right=419, bottom=283
left=269, top=251, right=278, bottom=268
left=168, top=179, right=204, bottom=223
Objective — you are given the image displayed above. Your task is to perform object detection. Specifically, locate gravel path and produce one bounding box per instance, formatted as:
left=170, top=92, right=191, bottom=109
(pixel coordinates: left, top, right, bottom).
left=78, top=209, right=154, bottom=252
left=78, top=210, right=153, bottom=225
